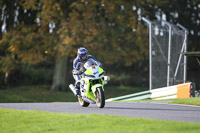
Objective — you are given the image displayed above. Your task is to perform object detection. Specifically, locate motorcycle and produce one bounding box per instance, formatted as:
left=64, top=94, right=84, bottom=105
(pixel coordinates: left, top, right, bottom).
left=69, top=59, right=107, bottom=108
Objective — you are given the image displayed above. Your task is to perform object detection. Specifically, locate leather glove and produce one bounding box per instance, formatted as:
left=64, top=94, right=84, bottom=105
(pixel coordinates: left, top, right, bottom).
left=73, top=70, right=82, bottom=75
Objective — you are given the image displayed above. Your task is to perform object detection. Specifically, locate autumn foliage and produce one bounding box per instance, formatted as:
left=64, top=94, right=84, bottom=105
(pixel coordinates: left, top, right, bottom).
left=0, top=0, right=199, bottom=89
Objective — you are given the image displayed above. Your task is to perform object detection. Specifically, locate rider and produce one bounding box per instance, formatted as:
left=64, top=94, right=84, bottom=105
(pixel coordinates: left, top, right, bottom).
left=72, top=47, right=101, bottom=96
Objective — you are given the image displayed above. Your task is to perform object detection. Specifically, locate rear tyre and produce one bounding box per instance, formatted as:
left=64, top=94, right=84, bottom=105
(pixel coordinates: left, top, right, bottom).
left=96, top=87, right=105, bottom=108
left=78, top=96, right=90, bottom=107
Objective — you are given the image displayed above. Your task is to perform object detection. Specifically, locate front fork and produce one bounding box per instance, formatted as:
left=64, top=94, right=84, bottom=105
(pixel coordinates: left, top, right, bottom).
left=91, top=84, right=104, bottom=101
left=91, top=84, right=104, bottom=94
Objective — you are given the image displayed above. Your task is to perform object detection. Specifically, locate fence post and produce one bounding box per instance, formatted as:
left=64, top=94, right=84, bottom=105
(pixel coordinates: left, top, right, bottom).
left=176, top=23, right=188, bottom=83
left=162, top=20, right=172, bottom=86
left=142, top=17, right=152, bottom=90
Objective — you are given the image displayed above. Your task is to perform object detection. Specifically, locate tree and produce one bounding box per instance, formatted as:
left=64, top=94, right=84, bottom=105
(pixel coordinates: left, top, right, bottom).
left=0, top=0, right=65, bottom=87
left=2, top=0, right=199, bottom=89
left=61, top=0, right=148, bottom=66
left=0, top=0, right=149, bottom=87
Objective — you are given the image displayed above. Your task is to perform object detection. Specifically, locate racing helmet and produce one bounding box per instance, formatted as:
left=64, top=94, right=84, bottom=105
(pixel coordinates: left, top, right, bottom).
left=77, top=47, right=88, bottom=61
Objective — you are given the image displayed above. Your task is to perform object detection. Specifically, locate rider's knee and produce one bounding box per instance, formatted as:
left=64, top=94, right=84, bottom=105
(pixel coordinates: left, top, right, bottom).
left=75, top=82, right=80, bottom=90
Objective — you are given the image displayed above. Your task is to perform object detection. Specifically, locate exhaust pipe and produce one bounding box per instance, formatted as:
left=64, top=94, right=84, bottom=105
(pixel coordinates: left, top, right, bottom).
left=69, top=84, right=78, bottom=96
left=82, top=96, right=96, bottom=104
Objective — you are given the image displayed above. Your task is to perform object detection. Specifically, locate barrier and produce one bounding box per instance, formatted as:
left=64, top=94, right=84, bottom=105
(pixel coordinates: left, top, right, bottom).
left=150, top=85, right=177, bottom=100
left=106, top=82, right=191, bottom=102
left=120, top=93, right=151, bottom=101
left=154, top=95, right=177, bottom=100
left=177, top=83, right=191, bottom=98
left=106, top=91, right=151, bottom=102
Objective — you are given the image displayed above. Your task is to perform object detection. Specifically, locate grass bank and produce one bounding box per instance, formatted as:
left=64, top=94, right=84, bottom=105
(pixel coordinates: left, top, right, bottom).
left=123, top=97, right=200, bottom=106
left=0, top=108, right=200, bottom=133
left=170, top=97, right=200, bottom=106
left=0, top=85, right=147, bottom=103
left=0, top=85, right=77, bottom=103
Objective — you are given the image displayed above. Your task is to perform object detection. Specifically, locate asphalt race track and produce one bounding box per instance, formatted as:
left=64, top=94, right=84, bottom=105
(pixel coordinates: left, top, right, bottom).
left=0, top=102, right=200, bottom=123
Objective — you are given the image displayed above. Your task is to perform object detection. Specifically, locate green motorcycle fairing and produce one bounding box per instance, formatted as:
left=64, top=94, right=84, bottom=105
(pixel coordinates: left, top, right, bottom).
left=81, top=78, right=95, bottom=101
left=81, top=65, right=105, bottom=102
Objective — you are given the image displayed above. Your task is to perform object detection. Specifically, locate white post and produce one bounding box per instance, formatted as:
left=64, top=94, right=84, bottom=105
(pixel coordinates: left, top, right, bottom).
left=173, top=34, right=187, bottom=83
left=142, top=17, right=152, bottom=90
left=163, top=20, right=172, bottom=86
left=184, top=33, right=187, bottom=83
left=177, top=23, right=188, bottom=83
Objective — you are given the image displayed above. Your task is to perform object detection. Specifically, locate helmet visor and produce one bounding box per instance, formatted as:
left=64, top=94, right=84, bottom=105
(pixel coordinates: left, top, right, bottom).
left=80, top=53, right=87, bottom=56
left=79, top=52, right=87, bottom=60
left=81, top=55, right=87, bottom=60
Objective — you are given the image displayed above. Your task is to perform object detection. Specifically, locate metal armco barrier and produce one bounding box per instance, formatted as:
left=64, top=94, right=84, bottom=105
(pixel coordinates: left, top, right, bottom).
left=106, top=82, right=191, bottom=102
left=106, top=91, right=151, bottom=102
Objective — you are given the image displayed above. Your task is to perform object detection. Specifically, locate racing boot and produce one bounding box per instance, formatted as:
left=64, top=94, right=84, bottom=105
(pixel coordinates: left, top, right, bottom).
left=75, top=82, right=81, bottom=96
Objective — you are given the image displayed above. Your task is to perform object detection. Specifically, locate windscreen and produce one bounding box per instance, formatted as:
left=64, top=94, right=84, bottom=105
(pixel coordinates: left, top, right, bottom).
left=84, top=60, right=97, bottom=68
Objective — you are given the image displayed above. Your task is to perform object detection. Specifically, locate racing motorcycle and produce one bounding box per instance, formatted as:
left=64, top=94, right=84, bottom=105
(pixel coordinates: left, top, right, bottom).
left=69, top=59, right=107, bottom=108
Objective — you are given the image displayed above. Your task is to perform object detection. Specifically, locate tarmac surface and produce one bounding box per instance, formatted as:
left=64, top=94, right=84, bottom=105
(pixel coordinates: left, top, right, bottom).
left=0, top=102, right=200, bottom=123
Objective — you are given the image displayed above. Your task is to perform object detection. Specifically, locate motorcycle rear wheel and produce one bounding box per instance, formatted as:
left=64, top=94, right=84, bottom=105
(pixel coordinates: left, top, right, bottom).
left=96, top=87, right=105, bottom=108
left=78, top=96, right=90, bottom=107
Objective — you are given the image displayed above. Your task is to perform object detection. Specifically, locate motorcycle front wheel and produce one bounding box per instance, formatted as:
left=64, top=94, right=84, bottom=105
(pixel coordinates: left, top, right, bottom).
left=96, top=87, right=105, bottom=108
left=78, top=96, right=90, bottom=107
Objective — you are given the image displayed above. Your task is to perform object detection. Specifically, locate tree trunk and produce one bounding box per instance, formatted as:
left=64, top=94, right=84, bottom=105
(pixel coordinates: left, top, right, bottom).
left=51, top=56, right=69, bottom=91
left=4, top=72, right=9, bottom=85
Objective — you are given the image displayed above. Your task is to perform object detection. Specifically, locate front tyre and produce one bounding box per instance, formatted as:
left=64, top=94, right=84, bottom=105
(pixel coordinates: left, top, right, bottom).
left=96, top=87, right=105, bottom=108
left=78, top=96, right=90, bottom=107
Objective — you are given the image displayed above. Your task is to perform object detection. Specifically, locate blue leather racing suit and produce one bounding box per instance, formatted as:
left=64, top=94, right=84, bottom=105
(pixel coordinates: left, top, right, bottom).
left=72, top=55, right=101, bottom=82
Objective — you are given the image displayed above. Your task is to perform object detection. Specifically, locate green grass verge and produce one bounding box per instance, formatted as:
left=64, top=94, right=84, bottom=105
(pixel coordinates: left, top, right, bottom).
left=0, top=85, right=147, bottom=103
left=122, top=97, right=200, bottom=106
left=170, top=97, right=200, bottom=106
left=0, top=85, right=77, bottom=103
left=0, top=108, right=200, bottom=133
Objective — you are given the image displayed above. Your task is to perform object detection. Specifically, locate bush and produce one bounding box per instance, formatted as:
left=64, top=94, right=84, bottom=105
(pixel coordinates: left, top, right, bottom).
left=105, top=62, right=149, bottom=87
left=6, top=66, right=53, bottom=86
left=21, top=67, right=53, bottom=85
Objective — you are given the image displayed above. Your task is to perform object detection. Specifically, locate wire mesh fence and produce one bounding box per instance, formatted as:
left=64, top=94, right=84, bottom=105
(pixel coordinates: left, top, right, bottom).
left=149, top=20, right=186, bottom=89
left=170, top=25, right=185, bottom=85
left=151, top=21, right=168, bottom=89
